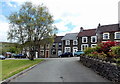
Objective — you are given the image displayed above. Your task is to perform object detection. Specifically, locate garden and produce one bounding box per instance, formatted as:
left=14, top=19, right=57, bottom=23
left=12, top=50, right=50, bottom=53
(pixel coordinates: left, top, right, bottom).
left=84, top=41, right=120, bottom=65
left=80, top=41, right=120, bottom=82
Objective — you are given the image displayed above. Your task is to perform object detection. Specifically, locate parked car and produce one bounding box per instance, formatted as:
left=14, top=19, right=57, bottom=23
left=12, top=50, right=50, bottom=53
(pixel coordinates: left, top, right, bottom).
left=59, top=52, right=73, bottom=57
left=13, top=54, right=26, bottom=58
left=74, top=50, right=84, bottom=56
left=0, top=55, right=6, bottom=60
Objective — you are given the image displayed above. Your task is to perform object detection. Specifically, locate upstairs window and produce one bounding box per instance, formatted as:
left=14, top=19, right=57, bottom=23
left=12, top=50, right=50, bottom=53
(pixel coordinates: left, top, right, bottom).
left=53, top=43, right=55, bottom=47
left=115, top=32, right=120, bottom=39
left=103, top=33, right=110, bottom=39
left=66, top=40, right=70, bottom=45
left=91, top=36, right=97, bottom=43
left=59, top=43, right=62, bottom=47
left=82, top=37, right=88, bottom=43
left=73, top=40, right=78, bottom=45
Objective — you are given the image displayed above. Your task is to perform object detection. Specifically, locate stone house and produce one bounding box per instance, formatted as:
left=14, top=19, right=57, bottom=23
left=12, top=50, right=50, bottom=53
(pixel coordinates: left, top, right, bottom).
left=77, top=27, right=97, bottom=51
left=96, top=23, right=120, bottom=43
left=61, top=33, right=78, bottom=54
left=50, top=36, right=63, bottom=58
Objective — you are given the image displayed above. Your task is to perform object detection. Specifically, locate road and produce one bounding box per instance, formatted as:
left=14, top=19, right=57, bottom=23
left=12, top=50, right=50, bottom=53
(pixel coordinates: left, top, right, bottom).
left=10, top=57, right=109, bottom=82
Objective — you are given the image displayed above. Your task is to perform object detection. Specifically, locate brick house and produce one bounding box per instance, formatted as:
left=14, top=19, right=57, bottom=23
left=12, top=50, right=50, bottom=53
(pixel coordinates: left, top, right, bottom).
left=77, top=27, right=97, bottom=51
left=61, top=33, right=78, bottom=54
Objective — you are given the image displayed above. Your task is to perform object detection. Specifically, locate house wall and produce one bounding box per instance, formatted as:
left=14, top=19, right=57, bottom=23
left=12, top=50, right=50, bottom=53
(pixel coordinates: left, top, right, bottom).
left=50, top=42, right=62, bottom=58
left=62, top=40, right=78, bottom=53
left=99, top=32, right=120, bottom=43
left=78, top=36, right=97, bottom=51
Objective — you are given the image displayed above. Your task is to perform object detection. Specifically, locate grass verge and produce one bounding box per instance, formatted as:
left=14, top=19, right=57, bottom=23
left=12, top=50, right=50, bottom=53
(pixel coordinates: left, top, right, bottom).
left=1, top=59, right=44, bottom=80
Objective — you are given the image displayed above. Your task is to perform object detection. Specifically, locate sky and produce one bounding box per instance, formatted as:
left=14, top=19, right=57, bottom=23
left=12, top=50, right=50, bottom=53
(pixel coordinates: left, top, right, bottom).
left=0, top=0, right=120, bottom=42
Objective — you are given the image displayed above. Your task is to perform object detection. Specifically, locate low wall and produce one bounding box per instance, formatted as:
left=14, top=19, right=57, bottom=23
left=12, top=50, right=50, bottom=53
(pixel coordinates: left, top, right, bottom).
left=80, top=56, right=120, bottom=82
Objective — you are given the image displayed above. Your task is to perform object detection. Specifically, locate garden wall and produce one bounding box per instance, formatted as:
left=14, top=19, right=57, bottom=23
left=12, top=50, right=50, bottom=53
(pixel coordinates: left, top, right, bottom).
left=80, top=56, right=120, bottom=82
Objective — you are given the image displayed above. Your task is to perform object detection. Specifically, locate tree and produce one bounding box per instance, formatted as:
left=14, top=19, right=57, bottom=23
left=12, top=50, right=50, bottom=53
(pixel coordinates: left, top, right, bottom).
left=7, top=2, right=57, bottom=60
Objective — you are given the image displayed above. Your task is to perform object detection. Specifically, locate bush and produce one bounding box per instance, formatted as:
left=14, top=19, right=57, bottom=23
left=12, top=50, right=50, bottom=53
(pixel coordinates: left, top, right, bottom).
left=97, top=41, right=117, bottom=54
left=111, top=46, right=120, bottom=58
left=84, top=47, right=96, bottom=54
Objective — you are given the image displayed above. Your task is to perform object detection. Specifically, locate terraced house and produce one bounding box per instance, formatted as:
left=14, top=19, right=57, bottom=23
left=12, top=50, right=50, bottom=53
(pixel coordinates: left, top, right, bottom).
left=50, top=36, right=63, bottom=58
left=61, top=33, right=78, bottom=54
left=96, top=23, right=120, bottom=43
left=77, top=27, right=97, bottom=51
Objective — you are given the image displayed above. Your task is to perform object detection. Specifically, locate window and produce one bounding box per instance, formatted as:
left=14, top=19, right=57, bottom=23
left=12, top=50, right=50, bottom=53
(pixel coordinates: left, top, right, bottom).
left=81, top=44, right=88, bottom=51
left=73, top=40, right=78, bottom=45
left=65, top=47, right=71, bottom=52
left=53, top=43, right=55, bottom=47
left=66, top=40, right=70, bottom=45
left=59, top=43, right=62, bottom=47
left=82, top=37, right=88, bottom=43
left=91, top=44, right=97, bottom=48
left=103, top=33, right=110, bottom=39
left=52, top=49, right=56, bottom=55
left=40, top=50, right=44, bottom=55
left=115, top=32, right=120, bottom=39
left=91, top=36, right=97, bottom=43
left=46, top=44, right=49, bottom=48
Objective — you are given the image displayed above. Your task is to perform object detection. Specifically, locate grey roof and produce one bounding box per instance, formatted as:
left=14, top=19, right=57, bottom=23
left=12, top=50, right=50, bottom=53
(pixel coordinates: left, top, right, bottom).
left=61, top=33, right=78, bottom=40
left=96, top=24, right=120, bottom=34
left=54, top=36, right=64, bottom=43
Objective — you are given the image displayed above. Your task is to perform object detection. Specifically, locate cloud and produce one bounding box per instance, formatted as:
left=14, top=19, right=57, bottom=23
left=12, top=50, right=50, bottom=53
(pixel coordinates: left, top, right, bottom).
left=0, top=0, right=120, bottom=41
left=0, top=22, right=9, bottom=42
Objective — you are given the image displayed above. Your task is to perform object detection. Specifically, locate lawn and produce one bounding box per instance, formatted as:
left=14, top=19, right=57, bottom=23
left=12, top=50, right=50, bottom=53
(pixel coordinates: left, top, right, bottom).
left=0, top=59, right=44, bottom=81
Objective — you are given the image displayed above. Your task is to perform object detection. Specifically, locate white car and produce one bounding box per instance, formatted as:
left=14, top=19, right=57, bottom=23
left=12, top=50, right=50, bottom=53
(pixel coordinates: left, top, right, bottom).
left=0, top=55, right=6, bottom=60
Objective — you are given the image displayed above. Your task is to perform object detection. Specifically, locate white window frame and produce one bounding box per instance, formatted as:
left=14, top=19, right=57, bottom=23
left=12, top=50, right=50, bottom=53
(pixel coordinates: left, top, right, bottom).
left=91, top=36, right=97, bottom=43
left=114, top=32, right=120, bottom=39
left=81, top=44, right=88, bottom=51
left=91, top=44, right=97, bottom=48
left=114, top=40, right=120, bottom=42
left=103, top=33, right=110, bottom=39
left=73, top=40, right=78, bottom=45
left=82, top=37, right=88, bottom=43
left=65, top=40, right=70, bottom=45
left=65, top=47, right=71, bottom=52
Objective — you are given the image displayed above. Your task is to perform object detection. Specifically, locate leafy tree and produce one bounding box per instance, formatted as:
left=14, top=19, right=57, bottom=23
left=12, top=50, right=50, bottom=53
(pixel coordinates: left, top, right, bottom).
left=7, top=2, right=57, bottom=60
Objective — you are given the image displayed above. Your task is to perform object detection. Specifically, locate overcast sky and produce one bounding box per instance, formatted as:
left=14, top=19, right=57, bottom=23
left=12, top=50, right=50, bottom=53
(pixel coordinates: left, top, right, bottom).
left=0, top=0, right=120, bottom=42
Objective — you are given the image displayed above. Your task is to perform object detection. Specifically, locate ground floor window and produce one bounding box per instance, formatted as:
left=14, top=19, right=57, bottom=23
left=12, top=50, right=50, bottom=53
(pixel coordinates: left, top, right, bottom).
left=51, top=49, right=56, bottom=55
left=81, top=44, right=88, bottom=51
left=91, top=44, right=97, bottom=48
left=65, top=47, right=71, bottom=52
left=40, top=50, right=44, bottom=55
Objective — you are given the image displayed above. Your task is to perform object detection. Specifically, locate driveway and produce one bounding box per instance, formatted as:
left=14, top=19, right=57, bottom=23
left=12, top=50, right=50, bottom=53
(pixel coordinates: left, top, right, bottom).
left=10, top=57, right=109, bottom=82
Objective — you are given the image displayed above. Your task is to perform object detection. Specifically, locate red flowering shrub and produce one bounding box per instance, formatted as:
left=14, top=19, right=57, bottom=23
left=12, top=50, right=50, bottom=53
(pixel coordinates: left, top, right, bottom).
left=97, top=41, right=118, bottom=55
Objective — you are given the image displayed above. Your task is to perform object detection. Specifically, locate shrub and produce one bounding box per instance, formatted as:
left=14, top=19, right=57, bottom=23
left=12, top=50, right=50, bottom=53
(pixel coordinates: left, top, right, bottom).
left=84, top=47, right=96, bottom=54
left=111, top=46, right=120, bottom=58
left=97, top=41, right=117, bottom=56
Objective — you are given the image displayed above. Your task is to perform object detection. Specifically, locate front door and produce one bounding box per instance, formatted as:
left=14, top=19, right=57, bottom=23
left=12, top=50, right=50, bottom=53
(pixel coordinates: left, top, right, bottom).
left=73, top=47, right=78, bottom=56
left=45, top=50, right=49, bottom=58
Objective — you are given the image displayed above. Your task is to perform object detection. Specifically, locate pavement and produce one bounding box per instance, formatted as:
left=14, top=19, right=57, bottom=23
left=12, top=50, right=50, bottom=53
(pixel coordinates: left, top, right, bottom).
left=9, top=57, right=110, bottom=82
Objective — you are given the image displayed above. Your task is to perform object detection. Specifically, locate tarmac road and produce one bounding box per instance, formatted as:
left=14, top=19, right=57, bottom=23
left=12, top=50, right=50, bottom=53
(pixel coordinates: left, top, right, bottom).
left=10, top=57, right=110, bottom=82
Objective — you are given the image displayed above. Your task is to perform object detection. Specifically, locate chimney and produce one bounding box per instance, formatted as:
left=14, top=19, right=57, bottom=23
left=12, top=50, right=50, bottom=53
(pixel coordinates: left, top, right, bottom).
left=98, top=23, right=101, bottom=28
left=80, top=27, right=83, bottom=32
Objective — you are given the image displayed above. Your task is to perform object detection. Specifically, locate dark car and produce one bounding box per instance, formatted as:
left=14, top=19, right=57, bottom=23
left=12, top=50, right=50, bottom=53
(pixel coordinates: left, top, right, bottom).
left=0, top=55, right=6, bottom=60
left=13, top=54, right=26, bottom=58
left=59, top=52, right=73, bottom=57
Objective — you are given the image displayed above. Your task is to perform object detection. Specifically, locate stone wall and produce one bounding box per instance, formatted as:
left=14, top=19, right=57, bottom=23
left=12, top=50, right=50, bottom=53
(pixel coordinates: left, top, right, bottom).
left=80, top=56, right=120, bottom=82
